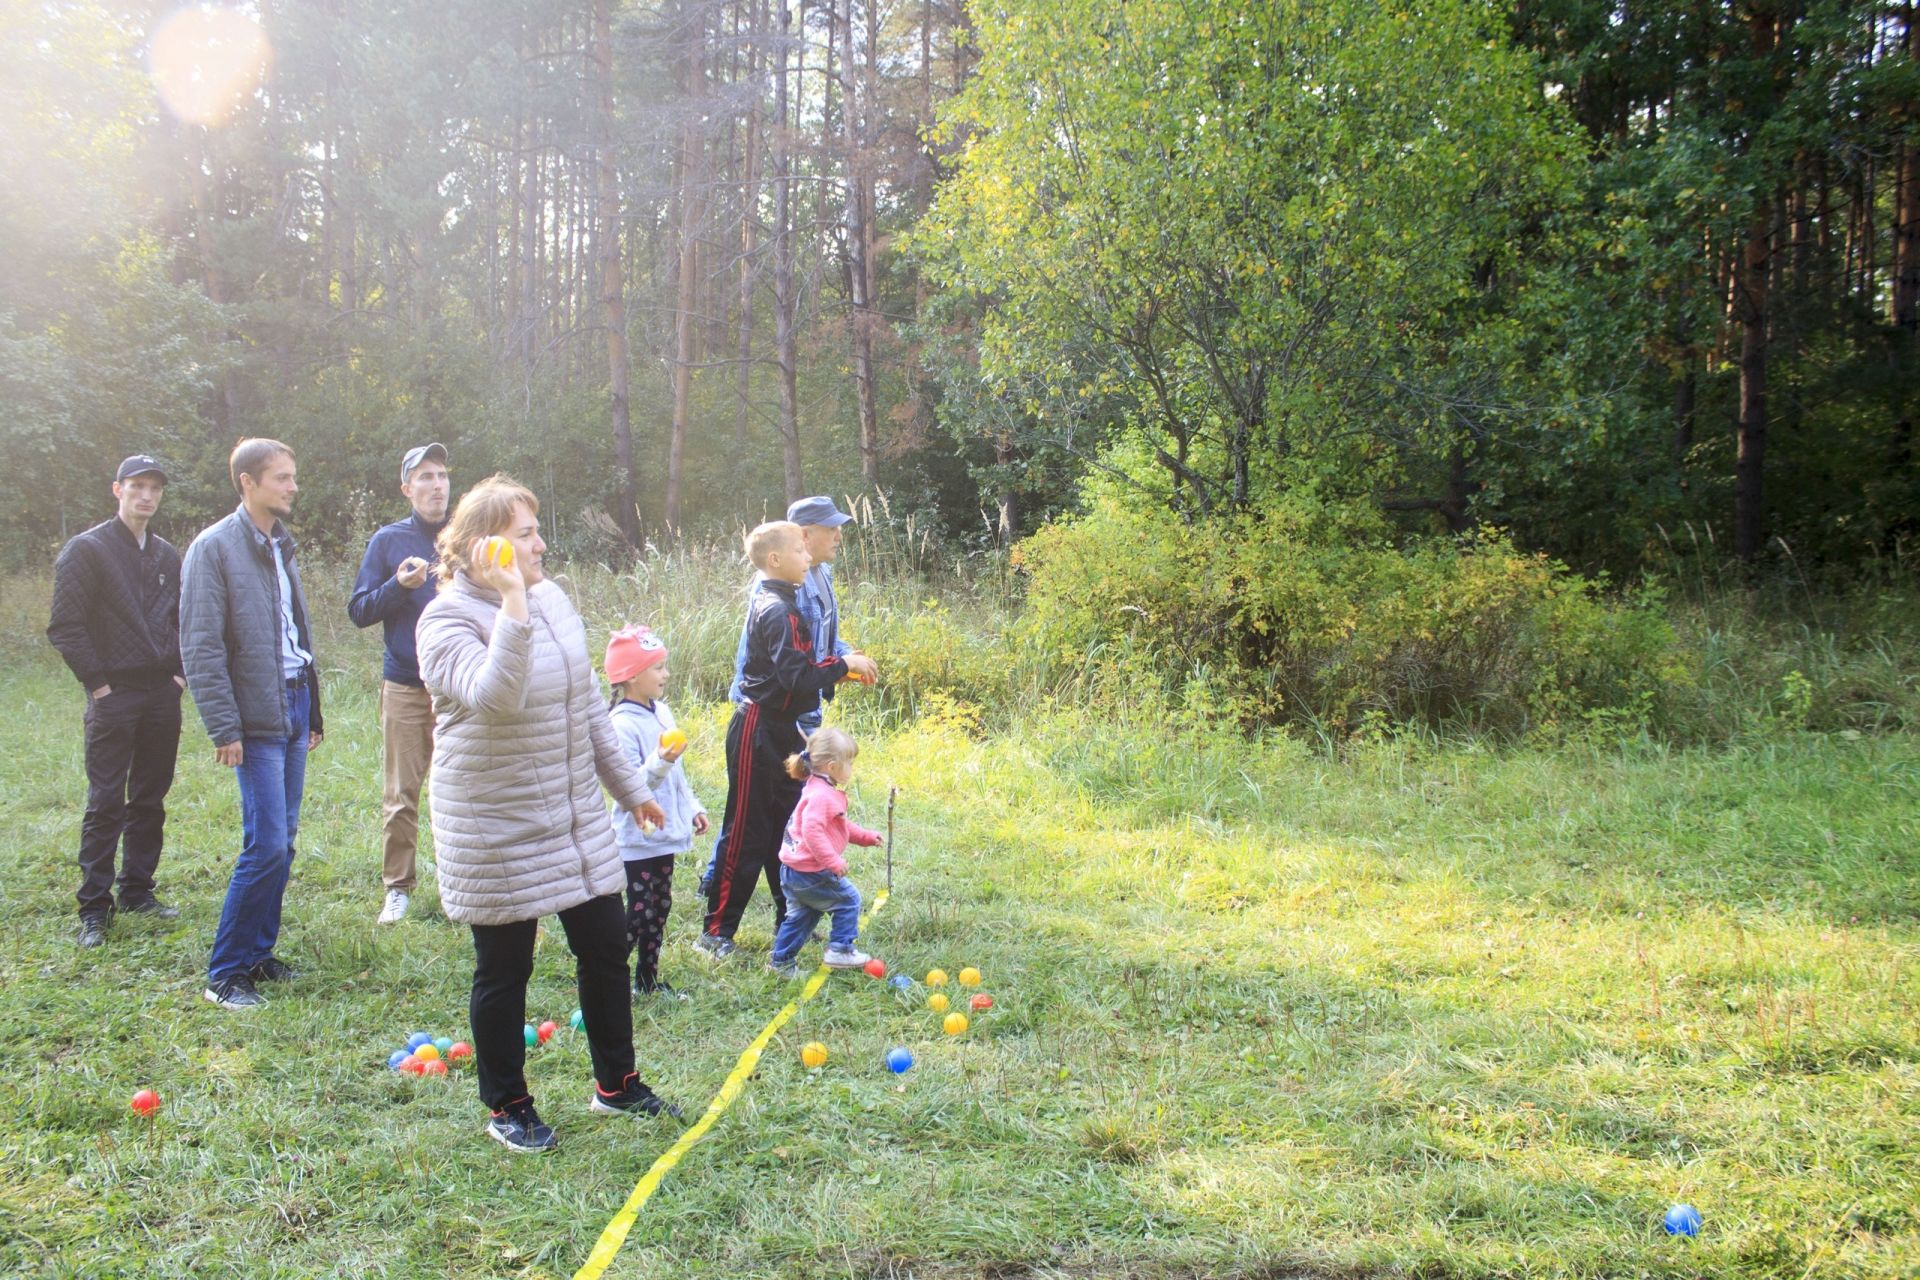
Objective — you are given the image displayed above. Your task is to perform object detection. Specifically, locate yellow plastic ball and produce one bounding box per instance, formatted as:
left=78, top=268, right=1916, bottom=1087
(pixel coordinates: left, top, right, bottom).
left=412, top=1044, right=440, bottom=1062
left=958, top=967, right=982, bottom=988
left=800, top=1041, right=828, bottom=1068
left=483, top=535, right=515, bottom=569
left=660, top=729, right=688, bottom=752
left=927, top=993, right=950, bottom=1014
left=925, top=969, right=948, bottom=987
left=942, top=1012, right=969, bottom=1036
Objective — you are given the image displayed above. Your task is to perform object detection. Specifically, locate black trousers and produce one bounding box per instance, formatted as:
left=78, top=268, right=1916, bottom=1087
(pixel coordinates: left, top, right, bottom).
left=77, top=681, right=182, bottom=917
left=703, top=703, right=801, bottom=940
left=623, top=855, right=675, bottom=993
left=468, top=893, right=635, bottom=1111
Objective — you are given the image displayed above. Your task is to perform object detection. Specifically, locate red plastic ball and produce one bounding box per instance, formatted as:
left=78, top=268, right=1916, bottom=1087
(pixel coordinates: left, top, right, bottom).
left=863, top=958, right=887, bottom=979
left=970, top=993, right=994, bottom=1011
left=400, top=1058, right=426, bottom=1075
left=447, top=1041, right=472, bottom=1062
left=130, top=1089, right=161, bottom=1117
left=422, top=1059, right=448, bottom=1077
left=537, top=1020, right=557, bottom=1043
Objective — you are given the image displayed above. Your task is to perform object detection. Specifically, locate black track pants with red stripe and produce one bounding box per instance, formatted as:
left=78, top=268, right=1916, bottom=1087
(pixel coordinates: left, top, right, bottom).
left=704, top=702, right=801, bottom=940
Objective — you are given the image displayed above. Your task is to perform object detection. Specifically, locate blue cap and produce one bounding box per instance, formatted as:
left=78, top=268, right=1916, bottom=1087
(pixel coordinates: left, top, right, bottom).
left=786, top=495, right=853, bottom=527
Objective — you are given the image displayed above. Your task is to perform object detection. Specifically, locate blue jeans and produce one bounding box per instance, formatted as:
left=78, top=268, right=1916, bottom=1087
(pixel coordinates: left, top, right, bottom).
left=208, top=684, right=310, bottom=983
left=769, top=866, right=861, bottom=963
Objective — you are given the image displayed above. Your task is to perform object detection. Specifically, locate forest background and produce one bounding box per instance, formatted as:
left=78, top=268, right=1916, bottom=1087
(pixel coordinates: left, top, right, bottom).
left=2, top=0, right=1917, bottom=738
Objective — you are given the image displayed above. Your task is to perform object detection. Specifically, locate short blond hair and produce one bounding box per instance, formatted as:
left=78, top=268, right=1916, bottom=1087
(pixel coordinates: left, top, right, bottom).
left=436, top=474, right=539, bottom=585
left=745, top=520, right=803, bottom=571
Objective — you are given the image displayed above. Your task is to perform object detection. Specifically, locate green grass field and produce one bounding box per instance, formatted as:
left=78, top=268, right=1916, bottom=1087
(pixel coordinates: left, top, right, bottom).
left=0, top=569, right=1915, bottom=1279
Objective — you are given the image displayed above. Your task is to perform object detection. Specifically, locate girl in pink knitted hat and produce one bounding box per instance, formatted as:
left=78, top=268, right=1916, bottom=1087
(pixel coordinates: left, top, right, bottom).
left=605, top=625, right=708, bottom=999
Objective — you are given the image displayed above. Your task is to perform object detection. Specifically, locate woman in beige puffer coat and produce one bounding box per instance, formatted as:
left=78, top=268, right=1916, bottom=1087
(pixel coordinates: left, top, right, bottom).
left=415, top=475, right=679, bottom=1153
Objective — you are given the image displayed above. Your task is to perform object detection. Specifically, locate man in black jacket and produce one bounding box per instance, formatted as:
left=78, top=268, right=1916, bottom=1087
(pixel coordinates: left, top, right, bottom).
left=47, top=455, right=187, bottom=948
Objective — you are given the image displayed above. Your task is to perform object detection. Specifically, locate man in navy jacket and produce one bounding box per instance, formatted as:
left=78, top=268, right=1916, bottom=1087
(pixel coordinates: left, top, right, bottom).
left=348, top=443, right=450, bottom=924
left=47, top=455, right=187, bottom=948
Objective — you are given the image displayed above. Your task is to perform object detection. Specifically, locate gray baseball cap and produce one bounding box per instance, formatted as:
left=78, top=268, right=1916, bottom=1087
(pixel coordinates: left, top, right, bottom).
left=401, top=442, right=449, bottom=483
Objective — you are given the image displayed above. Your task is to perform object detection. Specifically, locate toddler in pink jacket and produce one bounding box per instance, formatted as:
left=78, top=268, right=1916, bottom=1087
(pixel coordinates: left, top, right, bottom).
left=766, top=727, right=882, bottom=978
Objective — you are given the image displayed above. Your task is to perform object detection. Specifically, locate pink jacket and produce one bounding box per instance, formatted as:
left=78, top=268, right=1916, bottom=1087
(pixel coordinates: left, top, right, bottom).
left=779, top=774, right=882, bottom=875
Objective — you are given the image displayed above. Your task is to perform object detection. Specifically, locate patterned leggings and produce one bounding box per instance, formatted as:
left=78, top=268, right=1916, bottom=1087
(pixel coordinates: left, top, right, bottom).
left=623, top=855, right=676, bottom=993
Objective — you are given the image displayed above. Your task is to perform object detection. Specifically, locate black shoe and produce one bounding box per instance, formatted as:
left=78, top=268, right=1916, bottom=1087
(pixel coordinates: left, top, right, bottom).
left=120, top=897, right=180, bottom=919
left=204, top=974, right=266, bottom=1009
left=77, top=916, right=109, bottom=948
left=249, top=955, right=301, bottom=983
left=634, top=981, right=689, bottom=1002
left=691, top=934, right=736, bottom=963
left=590, top=1073, right=682, bottom=1118
left=487, top=1099, right=557, bottom=1153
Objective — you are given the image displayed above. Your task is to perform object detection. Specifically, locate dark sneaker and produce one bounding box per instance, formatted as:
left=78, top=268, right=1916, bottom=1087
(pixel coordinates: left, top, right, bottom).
left=486, top=1099, right=557, bottom=1153
left=634, top=982, right=689, bottom=1002
left=250, top=955, right=302, bottom=983
left=590, top=1073, right=682, bottom=1118
left=691, top=933, right=736, bottom=963
left=204, top=974, right=266, bottom=1009
left=766, top=959, right=800, bottom=980
left=77, top=916, right=109, bottom=948
left=119, top=897, right=180, bottom=919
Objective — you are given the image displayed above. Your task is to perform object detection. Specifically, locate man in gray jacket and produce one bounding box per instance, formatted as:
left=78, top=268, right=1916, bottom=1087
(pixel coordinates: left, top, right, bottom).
left=181, top=438, right=325, bottom=1010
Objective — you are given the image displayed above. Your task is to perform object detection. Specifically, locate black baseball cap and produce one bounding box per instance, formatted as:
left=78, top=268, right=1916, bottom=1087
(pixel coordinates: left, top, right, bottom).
left=116, top=455, right=169, bottom=484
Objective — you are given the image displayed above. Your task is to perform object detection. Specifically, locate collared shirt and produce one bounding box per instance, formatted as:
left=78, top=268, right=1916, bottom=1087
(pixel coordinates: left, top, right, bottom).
left=272, top=537, right=312, bottom=677
left=241, top=507, right=312, bottom=679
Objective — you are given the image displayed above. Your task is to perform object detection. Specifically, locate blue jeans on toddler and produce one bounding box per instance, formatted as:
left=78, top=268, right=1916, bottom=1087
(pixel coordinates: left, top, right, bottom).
left=768, top=867, right=861, bottom=963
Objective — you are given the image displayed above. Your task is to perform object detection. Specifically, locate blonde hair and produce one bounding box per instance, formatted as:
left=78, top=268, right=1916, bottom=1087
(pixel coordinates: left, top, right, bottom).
left=436, top=474, right=539, bottom=585
left=745, top=520, right=803, bottom=571
left=786, top=725, right=859, bottom=780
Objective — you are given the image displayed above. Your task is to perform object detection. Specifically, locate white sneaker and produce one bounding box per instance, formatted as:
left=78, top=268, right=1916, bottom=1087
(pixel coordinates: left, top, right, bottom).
left=822, top=946, right=871, bottom=970
left=377, top=889, right=410, bottom=925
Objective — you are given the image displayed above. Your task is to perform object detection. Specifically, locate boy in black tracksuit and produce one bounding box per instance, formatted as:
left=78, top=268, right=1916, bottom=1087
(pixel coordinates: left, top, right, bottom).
left=696, top=522, right=876, bottom=959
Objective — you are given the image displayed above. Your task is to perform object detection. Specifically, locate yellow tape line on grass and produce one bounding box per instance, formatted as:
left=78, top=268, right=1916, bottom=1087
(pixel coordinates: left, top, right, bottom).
left=572, top=889, right=890, bottom=1280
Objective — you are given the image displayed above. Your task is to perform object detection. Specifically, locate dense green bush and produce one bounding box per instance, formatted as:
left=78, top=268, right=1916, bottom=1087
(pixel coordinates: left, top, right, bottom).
left=1013, top=492, right=1682, bottom=736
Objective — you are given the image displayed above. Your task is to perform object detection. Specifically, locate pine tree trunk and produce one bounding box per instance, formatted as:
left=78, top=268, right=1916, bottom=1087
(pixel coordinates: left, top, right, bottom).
left=1893, top=5, right=1918, bottom=333
left=1736, top=193, right=1774, bottom=564
left=736, top=0, right=763, bottom=451
left=839, top=0, right=879, bottom=486
left=666, top=2, right=705, bottom=533
left=773, top=0, right=805, bottom=499
left=596, top=0, right=641, bottom=547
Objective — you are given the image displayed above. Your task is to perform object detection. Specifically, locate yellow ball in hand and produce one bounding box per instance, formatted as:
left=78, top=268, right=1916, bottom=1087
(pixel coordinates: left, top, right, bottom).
left=482, top=535, right=515, bottom=569
left=927, top=993, right=949, bottom=1014
left=942, top=1012, right=969, bottom=1036
left=659, top=729, right=688, bottom=752
left=800, top=1041, right=828, bottom=1068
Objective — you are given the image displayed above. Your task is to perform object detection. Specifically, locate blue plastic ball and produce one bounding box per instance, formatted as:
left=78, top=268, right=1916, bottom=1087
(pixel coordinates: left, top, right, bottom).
left=433, top=1036, right=453, bottom=1054
left=885, top=1047, right=914, bottom=1074
left=888, top=974, right=912, bottom=991
left=1663, top=1203, right=1702, bottom=1237
left=406, top=1032, right=432, bottom=1051
left=523, top=1023, right=538, bottom=1047
left=387, top=1049, right=411, bottom=1070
